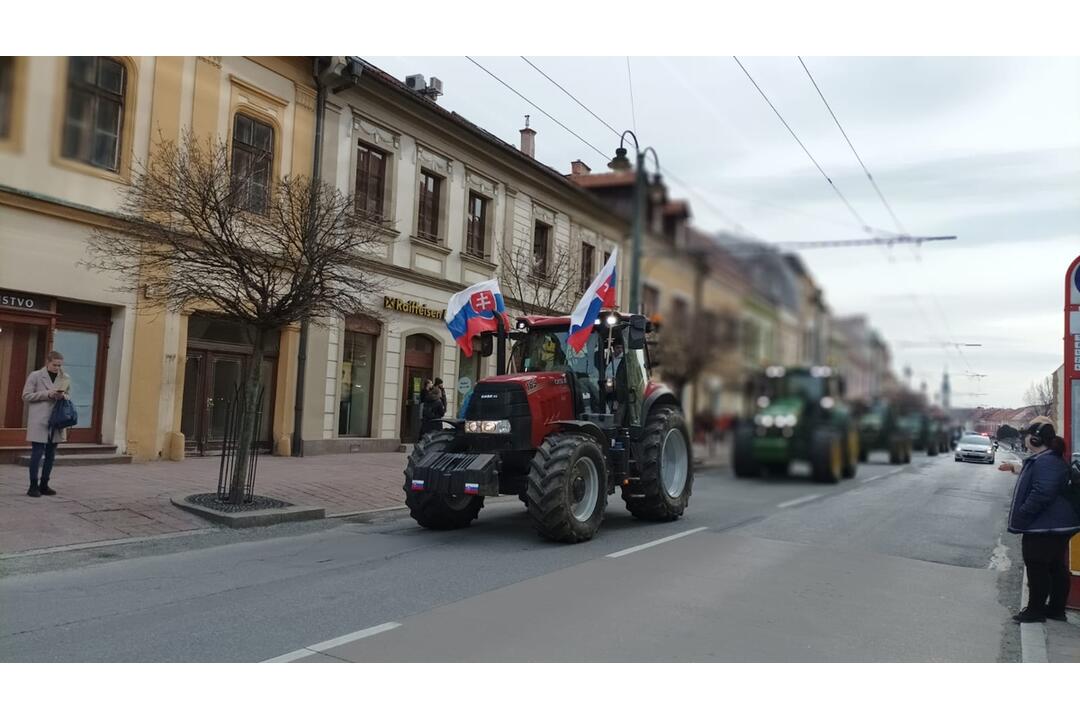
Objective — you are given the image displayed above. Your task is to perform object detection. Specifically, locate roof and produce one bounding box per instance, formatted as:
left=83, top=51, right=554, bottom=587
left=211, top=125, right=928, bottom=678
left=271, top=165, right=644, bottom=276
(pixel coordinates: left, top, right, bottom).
left=353, top=59, right=629, bottom=230
left=517, top=312, right=637, bottom=328
left=663, top=200, right=690, bottom=217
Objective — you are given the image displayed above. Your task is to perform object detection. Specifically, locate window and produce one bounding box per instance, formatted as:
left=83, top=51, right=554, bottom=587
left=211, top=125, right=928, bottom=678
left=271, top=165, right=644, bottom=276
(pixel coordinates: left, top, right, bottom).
left=671, top=297, right=689, bottom=329
left=417, top=170, right=442, bottom=241
left=0, top=57, right=13, bottom=139
left=231, top=113, right=274, bottom=213
left=339, top=331, right=377, bottom=437
left=466, top=192, right=489, bottom=258
left=533, top=220, right=551, bottom=278
left=61, top=57, right=126, bottom=171
left=579, top=242, right=595, bottom=292
left=355, top=143, right=387, bottom=218
left=642, top=285, right=660, bottom=318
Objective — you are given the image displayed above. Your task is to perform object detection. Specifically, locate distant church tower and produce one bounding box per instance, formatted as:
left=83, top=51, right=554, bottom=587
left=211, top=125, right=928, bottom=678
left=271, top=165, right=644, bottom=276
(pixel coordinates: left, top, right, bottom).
left=941, top=368, right=951, bottom=411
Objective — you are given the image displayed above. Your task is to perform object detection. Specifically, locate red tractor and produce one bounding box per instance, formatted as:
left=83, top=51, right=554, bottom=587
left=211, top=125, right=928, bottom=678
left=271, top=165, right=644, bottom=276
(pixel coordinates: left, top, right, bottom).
left=403, top=311, right=693, bottom=542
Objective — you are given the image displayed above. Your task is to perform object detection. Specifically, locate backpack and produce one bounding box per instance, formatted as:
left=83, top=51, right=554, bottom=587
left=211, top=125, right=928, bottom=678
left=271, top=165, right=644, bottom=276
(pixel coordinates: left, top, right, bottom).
left=48, top=398, right=79, bottom=432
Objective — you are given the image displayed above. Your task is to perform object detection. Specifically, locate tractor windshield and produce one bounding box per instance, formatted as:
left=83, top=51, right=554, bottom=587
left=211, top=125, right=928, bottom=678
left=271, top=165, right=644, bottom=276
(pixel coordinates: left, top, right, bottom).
left=510, top=329, right=599, bottom=378
left=760, top=372, right=825, bottom=401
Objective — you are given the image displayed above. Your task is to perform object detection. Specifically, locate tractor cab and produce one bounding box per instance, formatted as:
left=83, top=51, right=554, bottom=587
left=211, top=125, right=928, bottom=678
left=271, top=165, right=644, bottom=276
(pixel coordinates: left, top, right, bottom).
left=402, top=310, right=692, bottom=543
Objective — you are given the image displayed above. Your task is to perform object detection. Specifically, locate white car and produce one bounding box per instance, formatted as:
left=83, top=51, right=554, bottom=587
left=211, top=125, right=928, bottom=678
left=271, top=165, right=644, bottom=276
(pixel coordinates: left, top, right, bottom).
left=954, top=435, right=996, bottom=464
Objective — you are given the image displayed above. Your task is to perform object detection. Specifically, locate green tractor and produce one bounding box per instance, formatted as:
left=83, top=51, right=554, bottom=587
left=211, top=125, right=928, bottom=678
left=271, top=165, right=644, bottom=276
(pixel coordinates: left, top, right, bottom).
left=899, top=411, right=946, bottom=457
left=854, top=398, right=913, bottom=465
left=732, top=366, right=859, bottom=483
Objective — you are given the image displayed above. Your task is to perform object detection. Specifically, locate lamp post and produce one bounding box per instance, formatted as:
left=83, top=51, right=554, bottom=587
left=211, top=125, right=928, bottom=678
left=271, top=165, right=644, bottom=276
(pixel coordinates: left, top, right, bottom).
left=608, top=131, right=661, bottom=314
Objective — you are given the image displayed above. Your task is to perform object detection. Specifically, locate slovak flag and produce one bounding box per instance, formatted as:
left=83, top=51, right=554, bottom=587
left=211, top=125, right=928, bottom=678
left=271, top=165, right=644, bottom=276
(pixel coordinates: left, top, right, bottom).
left=568, top=248, right=618, bottom=352
left=445, top=278, right=510, bottom=357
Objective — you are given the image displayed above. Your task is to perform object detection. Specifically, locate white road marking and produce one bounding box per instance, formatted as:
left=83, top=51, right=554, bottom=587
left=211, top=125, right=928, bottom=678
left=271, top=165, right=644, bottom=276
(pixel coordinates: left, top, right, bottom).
left=606, top=527, right=708, bottom=558
left=262, top=622, right=402, bottom=662
left=776, top=493, right=823, bottom=509
left=988, top=539, right=1012, bottom=572
left=859, top=467, right=906, bottom=484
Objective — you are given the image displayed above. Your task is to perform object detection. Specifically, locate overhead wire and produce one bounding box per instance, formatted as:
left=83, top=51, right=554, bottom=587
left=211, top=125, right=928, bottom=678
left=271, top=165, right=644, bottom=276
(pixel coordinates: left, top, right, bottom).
left=626, top=57, right=639, bottom=136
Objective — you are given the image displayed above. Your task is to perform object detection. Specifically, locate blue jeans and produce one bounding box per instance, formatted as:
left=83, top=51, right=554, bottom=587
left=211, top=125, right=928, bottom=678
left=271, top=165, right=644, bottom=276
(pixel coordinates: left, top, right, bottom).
left=29, top=442, right=57, bottom=489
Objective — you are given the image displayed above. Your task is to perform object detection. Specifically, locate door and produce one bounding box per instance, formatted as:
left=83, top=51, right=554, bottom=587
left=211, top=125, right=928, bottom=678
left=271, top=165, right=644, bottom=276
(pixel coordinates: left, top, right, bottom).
left=181, top=351, right=269, bottom=455
left=0, top=320, right=47, bottom=445
left=401, top=366, right=432, bottom=443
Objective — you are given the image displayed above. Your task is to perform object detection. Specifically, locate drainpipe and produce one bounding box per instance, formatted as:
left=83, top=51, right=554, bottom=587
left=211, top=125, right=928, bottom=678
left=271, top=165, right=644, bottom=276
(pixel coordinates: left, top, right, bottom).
left=292, top=57, right=358, bottom=458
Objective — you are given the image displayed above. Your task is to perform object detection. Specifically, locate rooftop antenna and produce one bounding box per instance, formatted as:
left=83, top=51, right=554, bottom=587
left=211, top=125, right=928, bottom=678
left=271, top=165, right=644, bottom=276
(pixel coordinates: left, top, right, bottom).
left=524, top=114, right=530, bottom=128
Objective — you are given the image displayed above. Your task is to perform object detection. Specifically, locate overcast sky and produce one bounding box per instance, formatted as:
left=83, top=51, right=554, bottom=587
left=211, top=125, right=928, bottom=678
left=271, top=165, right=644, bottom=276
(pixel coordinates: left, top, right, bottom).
left=368, top=56, right=1080, bottom=408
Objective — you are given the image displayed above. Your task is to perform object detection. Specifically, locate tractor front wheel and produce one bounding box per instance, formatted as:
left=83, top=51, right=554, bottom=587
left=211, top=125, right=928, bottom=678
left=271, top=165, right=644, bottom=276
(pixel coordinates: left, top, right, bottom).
left=526, top=433, right=608, bottom=542
left=842, top=427, right=858, bottom=479
left=624, top=406, right=693, bottom=522
left=403, top=430, right=484, bottom=530
left=811, top=429, right=842, bottom=484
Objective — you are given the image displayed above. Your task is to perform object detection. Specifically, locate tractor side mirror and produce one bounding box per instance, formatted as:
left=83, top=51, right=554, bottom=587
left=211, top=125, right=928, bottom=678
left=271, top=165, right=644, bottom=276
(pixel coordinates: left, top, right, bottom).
left=628, top=316, right=647, bottom=350
left=645, top=340, right=660, bottom=368
left=477, top=334, right=494, bottom=358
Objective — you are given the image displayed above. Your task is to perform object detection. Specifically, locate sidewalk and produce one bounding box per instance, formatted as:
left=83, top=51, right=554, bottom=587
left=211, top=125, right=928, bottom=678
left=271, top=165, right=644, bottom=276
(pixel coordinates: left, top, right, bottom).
left=0, top=452, right=409, bottom=555
left=1045, top=610, right=1080, bottom=662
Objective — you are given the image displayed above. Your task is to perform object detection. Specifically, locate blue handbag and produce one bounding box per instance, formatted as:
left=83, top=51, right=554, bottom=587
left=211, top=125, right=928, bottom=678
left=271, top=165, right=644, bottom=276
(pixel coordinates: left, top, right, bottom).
left=48, top=398, right=79, bottom=432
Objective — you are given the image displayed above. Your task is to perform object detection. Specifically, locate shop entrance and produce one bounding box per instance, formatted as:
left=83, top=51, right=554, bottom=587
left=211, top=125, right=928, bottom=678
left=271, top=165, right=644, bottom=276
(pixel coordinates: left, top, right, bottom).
left=400, top=334, right=436, bottom=443
left=180, top=316, right=277, bottom=455
left=0, top=295, right=110, bottom=446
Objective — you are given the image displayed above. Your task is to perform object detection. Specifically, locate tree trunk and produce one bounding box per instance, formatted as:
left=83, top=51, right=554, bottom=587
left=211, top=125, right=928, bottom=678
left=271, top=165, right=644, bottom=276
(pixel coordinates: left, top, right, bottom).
left=228, top=327, right=266, bottom=504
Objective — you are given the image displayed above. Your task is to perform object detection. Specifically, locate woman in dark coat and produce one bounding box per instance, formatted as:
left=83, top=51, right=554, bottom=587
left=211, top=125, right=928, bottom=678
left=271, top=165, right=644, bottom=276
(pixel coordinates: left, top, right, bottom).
left=420, top=379, right=445, bottom=434
left=999, top=417, right=1080, bottom=622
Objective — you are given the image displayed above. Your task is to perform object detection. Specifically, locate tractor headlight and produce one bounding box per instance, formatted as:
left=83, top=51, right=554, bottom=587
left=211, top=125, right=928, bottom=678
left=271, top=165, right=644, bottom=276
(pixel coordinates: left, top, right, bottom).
left=756, top=414, right=774, bottom=428
left=465, top=419, right=511, bottom=434
left=774, top=414, right=797, bottom=428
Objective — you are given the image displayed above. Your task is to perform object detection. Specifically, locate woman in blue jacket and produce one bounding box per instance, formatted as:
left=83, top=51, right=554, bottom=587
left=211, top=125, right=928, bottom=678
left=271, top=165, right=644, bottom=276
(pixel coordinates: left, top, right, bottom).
left=999, top=417, right=1080, bottom=623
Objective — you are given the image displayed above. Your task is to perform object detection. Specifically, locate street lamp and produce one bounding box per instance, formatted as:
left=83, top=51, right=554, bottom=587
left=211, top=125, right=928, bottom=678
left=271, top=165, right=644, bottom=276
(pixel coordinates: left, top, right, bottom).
left=608, top=130, right=661, bottom=314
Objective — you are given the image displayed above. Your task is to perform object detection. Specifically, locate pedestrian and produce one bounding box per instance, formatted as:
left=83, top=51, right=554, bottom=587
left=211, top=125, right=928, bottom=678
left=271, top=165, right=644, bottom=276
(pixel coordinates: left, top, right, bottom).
left=998, top=416, right=1080, bottom=623
left=433, top=378, right=447, bottom=418
left=420, top=379, right=444, bottom=434
left=21, top=350, right=71, bottom=498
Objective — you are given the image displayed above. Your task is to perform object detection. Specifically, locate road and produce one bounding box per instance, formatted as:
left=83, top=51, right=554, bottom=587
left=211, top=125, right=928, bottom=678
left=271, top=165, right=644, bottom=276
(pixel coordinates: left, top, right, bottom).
left=0, top=449, right=1023, bottom=662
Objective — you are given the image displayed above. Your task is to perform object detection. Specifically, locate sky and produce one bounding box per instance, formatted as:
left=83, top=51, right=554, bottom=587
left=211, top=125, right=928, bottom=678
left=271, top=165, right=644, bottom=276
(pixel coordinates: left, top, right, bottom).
left=367, top=56, right=1080, bottom=408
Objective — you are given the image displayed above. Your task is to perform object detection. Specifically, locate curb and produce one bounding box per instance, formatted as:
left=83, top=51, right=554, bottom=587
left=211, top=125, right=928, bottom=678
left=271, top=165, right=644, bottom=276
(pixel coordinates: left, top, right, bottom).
left=1019, top=565, right=1049, bottom=663
left=0, top=528, right=219, bottom=560
left=170, top=496, right=325, bottom=528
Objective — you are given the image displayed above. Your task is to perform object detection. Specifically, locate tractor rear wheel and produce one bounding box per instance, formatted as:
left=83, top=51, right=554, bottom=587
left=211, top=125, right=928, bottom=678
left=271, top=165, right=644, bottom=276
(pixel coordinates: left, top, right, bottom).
left=888, top=434, right=904, bottom=465
left=624, top=406, right=694, bottom=522
left=811, top=428, right=842, bottom=484
left=403, top=430, right=484, bottom=530
left=733, top=423, right=760, bottom=478
left=841, top=427, right=858, bottom=479
left=526, top=433, right=608, bottom=542
left=927, top=440, right=938, bottom=457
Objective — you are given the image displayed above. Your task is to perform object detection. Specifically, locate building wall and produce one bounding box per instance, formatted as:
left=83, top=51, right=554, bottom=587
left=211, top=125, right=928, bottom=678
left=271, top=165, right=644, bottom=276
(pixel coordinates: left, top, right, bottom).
left=297, top=72, right=628, bottom=452
left=0, top=56, right=316, bottom=460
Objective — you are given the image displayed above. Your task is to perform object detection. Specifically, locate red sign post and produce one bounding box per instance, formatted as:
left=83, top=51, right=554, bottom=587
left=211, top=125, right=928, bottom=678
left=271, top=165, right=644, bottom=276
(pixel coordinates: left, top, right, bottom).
left=1065, top=254, right=1080, bottom=608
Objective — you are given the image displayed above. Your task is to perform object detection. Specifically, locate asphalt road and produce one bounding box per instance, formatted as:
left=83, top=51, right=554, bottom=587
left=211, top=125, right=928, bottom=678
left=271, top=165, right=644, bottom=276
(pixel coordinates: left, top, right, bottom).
left=0, top=448, right=1023, bottom=662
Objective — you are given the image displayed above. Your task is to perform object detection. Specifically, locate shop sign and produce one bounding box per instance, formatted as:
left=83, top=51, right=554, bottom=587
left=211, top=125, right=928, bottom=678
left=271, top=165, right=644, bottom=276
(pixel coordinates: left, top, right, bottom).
left=384, top=295, right=445, bottom=320
left=0, top=291, right=46, bottom=312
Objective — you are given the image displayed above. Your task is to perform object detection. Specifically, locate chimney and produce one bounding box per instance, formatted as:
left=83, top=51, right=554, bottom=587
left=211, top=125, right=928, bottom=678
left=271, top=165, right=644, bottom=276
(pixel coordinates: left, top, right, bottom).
left=570, top=160, right=591, bottom=176
left=520, top=115, right=536, bottom=158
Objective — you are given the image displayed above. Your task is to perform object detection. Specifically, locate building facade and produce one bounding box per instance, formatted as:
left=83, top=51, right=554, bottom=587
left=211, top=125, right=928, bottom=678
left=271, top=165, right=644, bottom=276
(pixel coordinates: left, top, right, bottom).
left=1, top=56, right=318, bottom=460
left=294, top=61, right=628, bottom=454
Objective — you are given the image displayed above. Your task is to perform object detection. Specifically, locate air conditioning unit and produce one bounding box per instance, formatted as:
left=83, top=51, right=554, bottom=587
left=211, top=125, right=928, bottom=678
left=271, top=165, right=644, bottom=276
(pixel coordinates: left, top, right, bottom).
left=405, top=74, right=426, bottom=92
left=428, top=77, right=444, bottom=96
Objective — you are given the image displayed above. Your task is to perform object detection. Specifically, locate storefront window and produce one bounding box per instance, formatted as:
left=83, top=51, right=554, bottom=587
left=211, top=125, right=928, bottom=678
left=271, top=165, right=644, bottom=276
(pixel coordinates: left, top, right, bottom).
left=53, top=329, right=98, bottom=429
left=339, top=331, right=377, bottom=437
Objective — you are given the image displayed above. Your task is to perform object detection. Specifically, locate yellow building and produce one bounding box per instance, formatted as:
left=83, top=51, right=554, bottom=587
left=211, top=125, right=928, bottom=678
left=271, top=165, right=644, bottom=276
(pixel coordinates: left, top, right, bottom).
left=0, top=56, right=316, bottom=460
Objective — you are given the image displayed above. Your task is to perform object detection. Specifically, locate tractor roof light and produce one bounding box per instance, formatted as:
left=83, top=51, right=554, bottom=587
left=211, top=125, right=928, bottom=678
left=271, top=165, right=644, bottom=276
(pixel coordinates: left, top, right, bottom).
left=810, top=366, right=833, bottom=378
left=765, top=366, right=786, bottom=378
left=820, top=397, right=836, bottom=409
left=516, top=319, right=528, bottom=329
left=756, top=396, right=770, bottom=409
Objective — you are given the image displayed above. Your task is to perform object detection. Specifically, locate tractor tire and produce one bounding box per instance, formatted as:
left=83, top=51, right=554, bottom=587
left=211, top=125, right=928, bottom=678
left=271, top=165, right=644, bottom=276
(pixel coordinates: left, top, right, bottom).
left=811, top=428, right=842, bottom=484
left=733, top=423, right=760, bottom=478
left=888, top=434, right=904, bottom=465
left=403, top=430, right=484, bottom=530
left=927, top=442, right=938, bottom=457
left=903, top=441, right=913, bottom=464
left=526, top=432, right=608, bottom=543
left=841, top=427, right=858, bottom=479
left=624, top=406, right=694, bottom=522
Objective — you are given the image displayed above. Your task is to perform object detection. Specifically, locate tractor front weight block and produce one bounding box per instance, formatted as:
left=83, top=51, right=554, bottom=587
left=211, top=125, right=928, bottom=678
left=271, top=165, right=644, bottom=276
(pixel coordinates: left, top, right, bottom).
left=410, top=452, right=501, bottom=497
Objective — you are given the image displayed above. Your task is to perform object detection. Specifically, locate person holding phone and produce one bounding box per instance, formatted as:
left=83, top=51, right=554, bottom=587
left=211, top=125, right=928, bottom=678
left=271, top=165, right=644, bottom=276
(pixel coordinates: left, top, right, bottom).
left=21, top=350, right=71, bottom=498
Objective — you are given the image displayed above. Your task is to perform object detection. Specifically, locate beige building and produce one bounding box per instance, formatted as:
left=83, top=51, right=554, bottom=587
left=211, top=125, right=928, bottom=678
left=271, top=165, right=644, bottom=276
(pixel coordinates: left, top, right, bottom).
left=294, top=61, right=629, bottom=453
left=0, top=56, right=319, bottom=461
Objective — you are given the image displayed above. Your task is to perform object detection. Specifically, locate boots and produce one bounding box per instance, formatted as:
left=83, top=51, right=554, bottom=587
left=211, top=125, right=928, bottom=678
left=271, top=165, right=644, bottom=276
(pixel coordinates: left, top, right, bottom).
left=39, top=481, right=56, bottom=496
left=27, top=480, right=41, bottom=498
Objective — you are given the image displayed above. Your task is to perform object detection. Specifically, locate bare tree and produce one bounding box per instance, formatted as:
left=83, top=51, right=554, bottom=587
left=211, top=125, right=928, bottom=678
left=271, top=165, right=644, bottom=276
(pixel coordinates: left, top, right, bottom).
left=499, top=238, right=580, bottom=316
left=655, top=309, right=738, bottom=402
left=84, top=133, right=389, bottom=502
left=1023, top=375, right=1055, bottom=418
